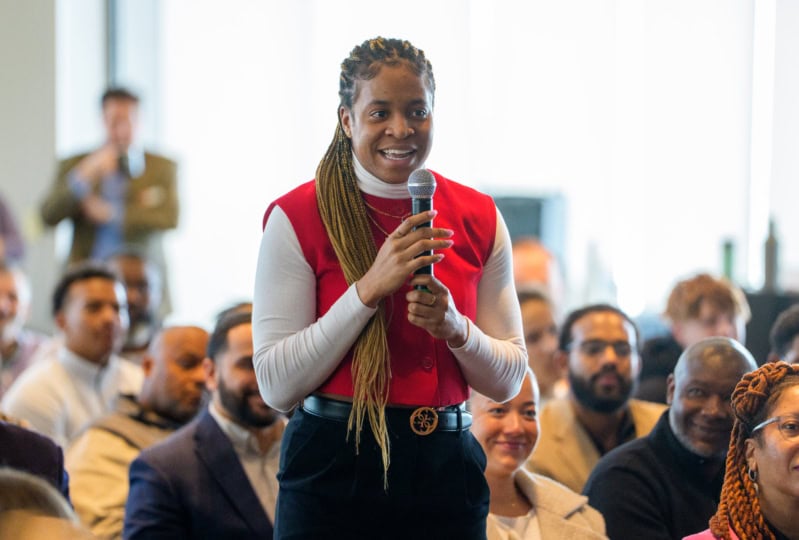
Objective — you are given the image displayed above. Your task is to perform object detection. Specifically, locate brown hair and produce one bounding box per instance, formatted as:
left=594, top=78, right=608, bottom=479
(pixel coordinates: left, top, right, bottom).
left=664, top=273, right=749, bottom=323
left=709, top=362, right=799, bottom=539
left=315, top=37, right=435, bottom=486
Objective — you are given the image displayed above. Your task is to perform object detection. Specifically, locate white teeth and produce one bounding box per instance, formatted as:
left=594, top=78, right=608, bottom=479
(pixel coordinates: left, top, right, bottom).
left=382, top=149, right=412, bottom=156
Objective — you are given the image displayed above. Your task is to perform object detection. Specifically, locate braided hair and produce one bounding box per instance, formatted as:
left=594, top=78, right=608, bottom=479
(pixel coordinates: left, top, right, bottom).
left=709, top=361, right=799, bottom=539
left=315, top=37, right=435, bottom=487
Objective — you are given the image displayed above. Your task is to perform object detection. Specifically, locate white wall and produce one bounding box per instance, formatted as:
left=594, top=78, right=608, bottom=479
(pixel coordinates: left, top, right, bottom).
left=0, top=0, right=57, bottom=331
left=4, top=0, right=793, bottom=330
left=156, top=0, right=761, bottom=323
left=771, top=0, right=799, bottom=290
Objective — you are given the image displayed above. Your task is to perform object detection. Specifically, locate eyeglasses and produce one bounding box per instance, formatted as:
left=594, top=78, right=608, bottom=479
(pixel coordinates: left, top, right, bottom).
left=751, top=413, right=799, bottom=441
left=570, top=340, right=633, bottom=357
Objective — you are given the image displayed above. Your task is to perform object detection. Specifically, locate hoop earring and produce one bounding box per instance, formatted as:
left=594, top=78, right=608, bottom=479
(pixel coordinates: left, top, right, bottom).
left=748, top=467, right=759, bottom=494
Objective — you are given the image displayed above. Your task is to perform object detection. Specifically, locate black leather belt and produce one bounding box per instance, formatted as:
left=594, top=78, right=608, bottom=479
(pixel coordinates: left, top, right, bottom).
left=302, top=395, right=472, bottom=435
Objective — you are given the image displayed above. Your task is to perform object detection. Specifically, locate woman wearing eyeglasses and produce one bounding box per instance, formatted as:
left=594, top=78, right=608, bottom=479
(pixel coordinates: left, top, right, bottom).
left=684, top=361, right=799, bottom=540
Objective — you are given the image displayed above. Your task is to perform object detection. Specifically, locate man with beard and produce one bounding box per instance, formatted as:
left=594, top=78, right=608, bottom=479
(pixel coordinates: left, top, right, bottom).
left=525, top=304, right=666, bottom=493
left=582, top=338, right=756, bottom=540
left=124, top=311, right=283, bottom=539
left=1, top=263, right=142, bottom=448
left=66, top=325, right=208, bottom=539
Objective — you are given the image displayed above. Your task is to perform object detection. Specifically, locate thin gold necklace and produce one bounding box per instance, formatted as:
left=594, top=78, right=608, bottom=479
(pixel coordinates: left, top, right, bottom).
left=365, top=211, right=391, bottom=237
left=363, top=199, right=410, bottom=220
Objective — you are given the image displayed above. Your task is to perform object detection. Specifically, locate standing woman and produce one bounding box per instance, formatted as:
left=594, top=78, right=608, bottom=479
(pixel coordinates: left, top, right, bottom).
left=684, top=361, right=799, bottom=540
left=253, top=37, right=526, bottom=538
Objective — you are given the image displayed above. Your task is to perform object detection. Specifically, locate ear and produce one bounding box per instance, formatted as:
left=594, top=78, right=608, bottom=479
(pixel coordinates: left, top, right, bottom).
left=339, top=106, right=352, bottom=138
left=744, top=437, right=758, bottom=473
left=666, top=373, right=676, bottom=405
left=141, top=355, right=154, bottom=378
left=54, top=310, right=67, bottom=331
left=202, top=357, right=217, bottom=392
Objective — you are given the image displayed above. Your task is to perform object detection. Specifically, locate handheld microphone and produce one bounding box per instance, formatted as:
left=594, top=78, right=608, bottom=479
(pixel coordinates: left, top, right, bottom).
left=407, top=169, right=437, bottom=288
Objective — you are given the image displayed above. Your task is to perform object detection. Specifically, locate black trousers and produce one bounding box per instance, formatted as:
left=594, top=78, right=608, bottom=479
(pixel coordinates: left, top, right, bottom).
left=274, top=406, right=489, bottom=540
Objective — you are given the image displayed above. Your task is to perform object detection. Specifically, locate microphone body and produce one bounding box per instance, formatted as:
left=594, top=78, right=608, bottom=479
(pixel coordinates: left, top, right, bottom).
left=407, top=169, right=437, bottom=288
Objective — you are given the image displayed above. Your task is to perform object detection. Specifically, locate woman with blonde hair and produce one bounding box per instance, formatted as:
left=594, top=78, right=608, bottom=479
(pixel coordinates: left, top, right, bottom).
left=470, top=369, right=607, bottom=539
left=253, top=36, right=526, bottom=538
left=684, top=361, right=799, bottom=539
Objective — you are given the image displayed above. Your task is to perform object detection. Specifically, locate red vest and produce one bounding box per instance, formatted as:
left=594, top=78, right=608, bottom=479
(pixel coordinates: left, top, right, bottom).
left=264, top=171, right=497, bottom=406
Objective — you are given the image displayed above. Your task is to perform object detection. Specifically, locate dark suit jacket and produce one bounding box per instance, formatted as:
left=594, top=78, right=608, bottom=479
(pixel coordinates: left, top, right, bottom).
left=123, top=410, right=273, bottom=540
left=0, top=420, right=70, bottom=500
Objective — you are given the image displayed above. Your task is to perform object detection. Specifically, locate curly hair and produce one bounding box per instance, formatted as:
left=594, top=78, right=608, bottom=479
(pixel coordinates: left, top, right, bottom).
left=315, top=37, right=435, bottom=487
left=709, top=361, right=799, bottom=539
left=664, top=273, right=749, bottom=324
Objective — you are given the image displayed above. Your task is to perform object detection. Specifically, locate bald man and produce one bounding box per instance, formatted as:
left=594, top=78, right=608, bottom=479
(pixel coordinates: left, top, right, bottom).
left=583, top=337, right=757, bottom=540
left=66, top=326, right=208, bottom=540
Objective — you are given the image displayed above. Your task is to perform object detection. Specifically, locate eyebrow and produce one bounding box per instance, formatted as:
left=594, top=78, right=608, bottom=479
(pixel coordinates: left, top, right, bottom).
left=366, top=98, right=429, bottom=107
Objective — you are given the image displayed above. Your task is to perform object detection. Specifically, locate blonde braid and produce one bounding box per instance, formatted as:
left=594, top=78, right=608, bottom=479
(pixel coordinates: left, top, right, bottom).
left=709, top=362, right=799, bottom=539
left=316, top=123, right=392, bottom=485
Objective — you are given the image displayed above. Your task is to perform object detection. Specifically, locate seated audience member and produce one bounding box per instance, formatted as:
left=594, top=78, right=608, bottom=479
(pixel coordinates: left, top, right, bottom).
left=0, top=265, right=47, bottom=398
left=1, top=263, right=142, bottom=447
left=0, top=468, right=92, bottom=540
left=768, top=303, right=799, bottom=364
left=0, top=413, right=70, bottom=499
left=512, top=237, right=565, bottom=316
left=584, top=338, right=757, bottom=540
left=526, top=304, right=666, bottom=493
left=66, top=325, right=208, bottom=539
left=684, top=361, right=799, bottom=540
left=637, top=273, right=749, bottom=404
left=106, top=249, right=162, bottom=364
left=471, top=368, right=607, bottom=539
left=125, top=312, right=284, bottom=539
left=518, top=289, right=567, bottom=406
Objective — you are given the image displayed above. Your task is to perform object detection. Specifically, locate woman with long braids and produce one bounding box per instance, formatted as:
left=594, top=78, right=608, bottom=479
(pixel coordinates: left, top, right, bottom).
left=253, top=37, right=526, bottom=538
left=684, top=361, right=799, bottom=540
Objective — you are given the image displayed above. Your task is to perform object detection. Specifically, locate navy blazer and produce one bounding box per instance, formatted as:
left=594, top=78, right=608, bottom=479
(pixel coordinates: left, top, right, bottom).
left=123, top=410, right=273, bottom=539
left=0, top=420, right=70, bottom=500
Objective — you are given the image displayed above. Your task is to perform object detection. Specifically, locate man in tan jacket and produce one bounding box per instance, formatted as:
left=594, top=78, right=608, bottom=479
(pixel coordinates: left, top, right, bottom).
left=526, top=304, right=666, bottom=493
left=40, top=87, right=178, bottom=280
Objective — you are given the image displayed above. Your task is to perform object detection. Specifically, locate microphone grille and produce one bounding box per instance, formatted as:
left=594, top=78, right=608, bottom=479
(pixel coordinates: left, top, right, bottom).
left=407, top=169, right=436, bottom=198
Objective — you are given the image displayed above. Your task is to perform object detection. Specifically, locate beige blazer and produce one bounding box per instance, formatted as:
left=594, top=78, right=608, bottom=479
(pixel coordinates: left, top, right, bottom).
left=525, top=397, right=666, bottom=493
left=487, top=470, right=607, bottom=540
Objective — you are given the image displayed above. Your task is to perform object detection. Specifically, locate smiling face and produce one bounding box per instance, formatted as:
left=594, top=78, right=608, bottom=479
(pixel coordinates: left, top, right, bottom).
left=668, top=346, right=751, bottom=458
left=746, top=383, right=799, bottom=512
left=339, top=62, right=433, bottom=185
left=470, top=373, right=539, bottom=480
